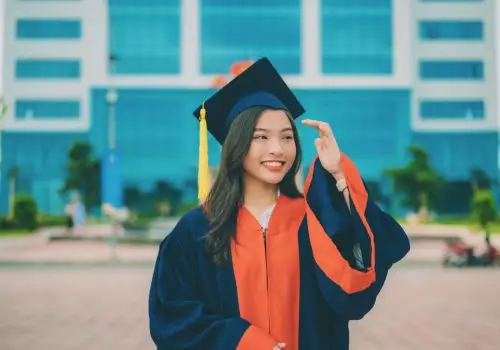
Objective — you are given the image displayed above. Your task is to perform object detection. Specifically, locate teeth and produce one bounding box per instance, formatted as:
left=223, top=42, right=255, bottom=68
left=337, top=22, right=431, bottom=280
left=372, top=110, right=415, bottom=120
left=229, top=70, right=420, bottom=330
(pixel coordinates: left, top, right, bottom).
left=263, top=161, right=283, bottom=167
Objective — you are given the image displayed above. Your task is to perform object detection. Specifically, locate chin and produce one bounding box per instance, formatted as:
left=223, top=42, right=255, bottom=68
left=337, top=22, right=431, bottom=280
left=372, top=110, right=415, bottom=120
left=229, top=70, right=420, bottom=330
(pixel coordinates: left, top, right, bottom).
left=259, top=172, right=286, bottom=185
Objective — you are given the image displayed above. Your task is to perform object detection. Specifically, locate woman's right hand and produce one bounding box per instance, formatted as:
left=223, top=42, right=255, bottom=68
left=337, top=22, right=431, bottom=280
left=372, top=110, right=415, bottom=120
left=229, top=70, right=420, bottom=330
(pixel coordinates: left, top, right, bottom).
left=273, top=343, right=286, bottom=350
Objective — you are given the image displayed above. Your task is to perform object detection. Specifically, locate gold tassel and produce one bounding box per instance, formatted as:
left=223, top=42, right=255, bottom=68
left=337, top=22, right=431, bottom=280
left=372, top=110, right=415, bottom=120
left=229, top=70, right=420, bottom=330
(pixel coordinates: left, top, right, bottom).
left=198, top=102, right=210, bottom=201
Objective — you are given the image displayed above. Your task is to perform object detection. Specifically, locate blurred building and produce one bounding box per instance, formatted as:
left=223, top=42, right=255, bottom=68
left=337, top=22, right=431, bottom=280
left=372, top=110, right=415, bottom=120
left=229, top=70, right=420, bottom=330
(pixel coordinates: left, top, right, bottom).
left=1, top=0, right=498, bottom=215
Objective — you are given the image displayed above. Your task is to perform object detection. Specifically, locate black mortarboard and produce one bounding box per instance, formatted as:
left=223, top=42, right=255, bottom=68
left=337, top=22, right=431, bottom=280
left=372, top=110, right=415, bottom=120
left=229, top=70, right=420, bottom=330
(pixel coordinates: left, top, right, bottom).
left=192, top=57, right=305, bottom=145
left=193, top=57, right=305, bottom=201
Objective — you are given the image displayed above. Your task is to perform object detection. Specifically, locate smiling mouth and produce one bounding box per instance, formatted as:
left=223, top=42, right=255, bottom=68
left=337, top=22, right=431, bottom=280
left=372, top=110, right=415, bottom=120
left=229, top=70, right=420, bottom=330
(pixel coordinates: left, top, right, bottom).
left=261, top=161, right=286, bottom=170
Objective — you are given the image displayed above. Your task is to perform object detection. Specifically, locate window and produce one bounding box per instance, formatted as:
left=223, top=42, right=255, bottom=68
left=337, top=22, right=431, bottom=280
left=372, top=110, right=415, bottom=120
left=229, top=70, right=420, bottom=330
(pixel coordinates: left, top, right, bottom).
left=16, top=59, right=80, bottom=79
left=321, top=0, right=393, bottom=75
left=412, top=132, right=497, bottom=182
left=109, top=0, right=181, bottom=74
left=420, top=100, right=484, bottom=119
left=201, top=0, right=301, bottom=74
left=15, top=100, right=81, bottom=119
left=420, top=60, right=483, bottom=80
left=16, top=19, right=81, bottom=39
left=419, top=21, right=483, bottom=40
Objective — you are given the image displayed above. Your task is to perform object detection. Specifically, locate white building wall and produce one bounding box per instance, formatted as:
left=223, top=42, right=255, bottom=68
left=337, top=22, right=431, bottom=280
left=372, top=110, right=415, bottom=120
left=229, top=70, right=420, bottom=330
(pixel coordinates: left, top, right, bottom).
left=2, top=0, right=411, bottom=132
left=412, top=0, right=498, bottom=132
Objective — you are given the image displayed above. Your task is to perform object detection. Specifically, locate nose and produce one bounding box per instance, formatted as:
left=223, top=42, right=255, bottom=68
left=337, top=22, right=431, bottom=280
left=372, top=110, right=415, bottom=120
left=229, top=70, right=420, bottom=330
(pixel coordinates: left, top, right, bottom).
left=268, top=137, right=284, bottom=156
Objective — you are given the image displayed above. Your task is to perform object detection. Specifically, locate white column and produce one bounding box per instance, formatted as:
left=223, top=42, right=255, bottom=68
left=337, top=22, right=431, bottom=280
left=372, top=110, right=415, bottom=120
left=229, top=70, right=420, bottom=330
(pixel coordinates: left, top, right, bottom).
left=301, top=0, right=320, bottom=78
left=392, top=0, right=412, bottom=86
left=181, top=0, right=200, bottom=79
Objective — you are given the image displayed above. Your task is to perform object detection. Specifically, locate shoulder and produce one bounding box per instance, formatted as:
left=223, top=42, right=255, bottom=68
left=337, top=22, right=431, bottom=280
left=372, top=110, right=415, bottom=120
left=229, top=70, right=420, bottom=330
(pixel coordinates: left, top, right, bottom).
left=160, top=205, right=210, bottom=251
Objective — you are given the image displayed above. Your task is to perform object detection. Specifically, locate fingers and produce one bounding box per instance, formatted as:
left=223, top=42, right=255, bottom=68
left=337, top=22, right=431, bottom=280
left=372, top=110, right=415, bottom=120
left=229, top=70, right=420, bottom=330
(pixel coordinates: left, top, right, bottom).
left=314, top=137, right=325, bottom=152
left=301, top=119, right=333, bottom=139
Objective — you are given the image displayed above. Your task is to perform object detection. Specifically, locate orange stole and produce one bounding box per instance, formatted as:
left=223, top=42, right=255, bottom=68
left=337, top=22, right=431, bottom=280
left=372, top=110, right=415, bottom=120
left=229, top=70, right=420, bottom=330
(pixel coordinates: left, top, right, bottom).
left=231, top=195, right=305, bottom=350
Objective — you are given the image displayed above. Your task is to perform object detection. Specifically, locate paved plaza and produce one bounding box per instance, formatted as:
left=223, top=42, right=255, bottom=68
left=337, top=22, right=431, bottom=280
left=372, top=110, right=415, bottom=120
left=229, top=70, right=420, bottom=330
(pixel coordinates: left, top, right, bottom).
left=0, top=263, right=498, bottom=350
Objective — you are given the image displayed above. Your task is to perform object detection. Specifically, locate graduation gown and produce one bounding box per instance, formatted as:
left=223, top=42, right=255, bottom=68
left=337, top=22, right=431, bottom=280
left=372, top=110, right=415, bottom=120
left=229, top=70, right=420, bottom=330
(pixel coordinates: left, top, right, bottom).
left=149, top=154, right=410, bottom=350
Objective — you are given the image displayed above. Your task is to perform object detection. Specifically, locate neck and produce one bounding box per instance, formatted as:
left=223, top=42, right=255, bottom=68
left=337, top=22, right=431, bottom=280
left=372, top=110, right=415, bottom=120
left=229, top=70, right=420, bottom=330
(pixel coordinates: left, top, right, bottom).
left=243, top=175, right=279, bottom=207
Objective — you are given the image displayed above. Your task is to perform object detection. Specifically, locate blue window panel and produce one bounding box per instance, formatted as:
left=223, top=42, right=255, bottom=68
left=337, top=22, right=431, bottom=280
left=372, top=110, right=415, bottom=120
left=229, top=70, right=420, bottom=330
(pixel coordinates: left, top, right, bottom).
left=15, top=100, right=80, bottom=119
left=419, top=21, right=483, bottom=40
left=321, top=0, right=392, bottom=75
left=294, top=89, right=411, bottom=179
left=1, top=132, right=87, bottom=214
left=16, top=19, right=81, bottom=39
left=420, top=60, right=483, bottom=80
left=412, top=132, right=497, bottom=181
left=420, top=100, right=484, bottom=119
left=109, top=0, right=181, bottom=74
left=201, top=0, right=301, bottom=74
left=16, top=59, right=80, bottom=79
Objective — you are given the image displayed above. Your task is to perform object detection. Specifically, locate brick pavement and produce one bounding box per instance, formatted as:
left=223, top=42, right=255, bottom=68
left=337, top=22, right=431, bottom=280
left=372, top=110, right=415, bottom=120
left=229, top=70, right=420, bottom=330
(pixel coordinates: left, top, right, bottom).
left=0, top=236, right=448, bottom=266
left=0, top=241, right=158, bottom=264
left=0, top=266, right=498, bottom=350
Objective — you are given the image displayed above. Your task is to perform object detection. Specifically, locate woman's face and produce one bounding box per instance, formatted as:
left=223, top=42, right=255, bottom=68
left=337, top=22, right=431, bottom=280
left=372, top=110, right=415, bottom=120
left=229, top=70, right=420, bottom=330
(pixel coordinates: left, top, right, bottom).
left=242, top=109, right=297, bottom=186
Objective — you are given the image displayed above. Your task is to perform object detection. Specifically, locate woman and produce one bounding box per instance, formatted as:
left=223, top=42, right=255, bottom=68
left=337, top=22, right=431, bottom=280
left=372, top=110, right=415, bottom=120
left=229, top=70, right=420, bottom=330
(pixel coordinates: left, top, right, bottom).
left=149, top=58, right=410, bottom=350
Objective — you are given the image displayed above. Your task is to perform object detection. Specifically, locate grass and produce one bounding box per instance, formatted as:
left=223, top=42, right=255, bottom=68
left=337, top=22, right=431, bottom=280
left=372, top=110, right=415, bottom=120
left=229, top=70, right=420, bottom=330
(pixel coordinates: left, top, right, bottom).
left=398, top=215, right=500, bottom=234
left=433, top=217, right=500, bottom=234
left=0, top=229, right=34, bottom=239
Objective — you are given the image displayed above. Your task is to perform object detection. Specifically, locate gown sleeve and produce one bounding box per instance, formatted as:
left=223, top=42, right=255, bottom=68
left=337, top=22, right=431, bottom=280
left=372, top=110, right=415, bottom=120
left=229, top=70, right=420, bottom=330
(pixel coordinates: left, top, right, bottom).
left=303, top=154, right=410, bottom=321
left=148, top=213, right=278, bottom=350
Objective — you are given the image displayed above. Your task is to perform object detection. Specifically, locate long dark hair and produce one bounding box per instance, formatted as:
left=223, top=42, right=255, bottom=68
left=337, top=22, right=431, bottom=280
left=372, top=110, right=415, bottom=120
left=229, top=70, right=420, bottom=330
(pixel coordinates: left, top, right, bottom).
left=205, top=106, right=303, bottom=266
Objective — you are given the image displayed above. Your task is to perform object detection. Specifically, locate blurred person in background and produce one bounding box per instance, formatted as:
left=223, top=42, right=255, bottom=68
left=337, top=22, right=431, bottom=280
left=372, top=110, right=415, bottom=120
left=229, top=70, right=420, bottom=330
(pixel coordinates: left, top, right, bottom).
left=64, top=191, right=86, bottom=235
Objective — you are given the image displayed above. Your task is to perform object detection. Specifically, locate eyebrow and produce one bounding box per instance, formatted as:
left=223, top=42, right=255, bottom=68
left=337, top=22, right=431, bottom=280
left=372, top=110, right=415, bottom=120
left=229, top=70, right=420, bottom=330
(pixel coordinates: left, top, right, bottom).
left=254, top=127, right=293, bottom=132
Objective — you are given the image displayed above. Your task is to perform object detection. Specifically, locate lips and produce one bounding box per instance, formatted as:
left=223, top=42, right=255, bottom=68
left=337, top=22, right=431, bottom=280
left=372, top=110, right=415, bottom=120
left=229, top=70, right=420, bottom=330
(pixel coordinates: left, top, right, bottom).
left=261, top=161, right=285, bottom=171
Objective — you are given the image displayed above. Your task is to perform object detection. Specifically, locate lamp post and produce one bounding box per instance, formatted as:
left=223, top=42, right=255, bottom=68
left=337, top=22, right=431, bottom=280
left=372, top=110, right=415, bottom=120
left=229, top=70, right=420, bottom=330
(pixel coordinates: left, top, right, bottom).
left=104, top=54, right=121, bottom=260
left=106, top=87, right=118, bottom=151
left=107, top=53, right=118, bottom=151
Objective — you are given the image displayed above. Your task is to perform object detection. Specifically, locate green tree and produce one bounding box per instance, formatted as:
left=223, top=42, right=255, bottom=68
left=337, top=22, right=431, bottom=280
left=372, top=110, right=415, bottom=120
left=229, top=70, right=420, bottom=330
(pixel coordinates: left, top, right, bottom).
left=13, top=194, right=38, bottom=231
left=153, top=180, right=182, bottom=216
left=471, top=189, right=497, bottom=240
left=469, top=168, right=491, bottom=190
left=60, top=141, right=101, bottom=211
left=385, top=145, right=442, bottom=214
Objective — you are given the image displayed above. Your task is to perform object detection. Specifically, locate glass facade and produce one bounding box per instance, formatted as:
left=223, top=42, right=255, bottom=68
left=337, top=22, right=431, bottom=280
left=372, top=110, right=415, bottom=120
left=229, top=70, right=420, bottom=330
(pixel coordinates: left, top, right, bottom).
left=3, top=1, right=497, bottom=216
left=200, top=0, right=301, bottom=74
left=16, top=59, right=81, bottom=79
left=0, top=88, right=410, bottom=214
left=16, top=19, right=81, bottom=39
left=412, top=132, right=497, bottom=181
left=5, top=88, right=498, bottom=215
left=321, top=0, right=392, bottom=74
left=420, top=60, right=483, bottom=80
left=1, top=132, right=88, bottom=214
left=15, top=100, right=81, bottom=120
left=108, top=0, right=181, bottom=74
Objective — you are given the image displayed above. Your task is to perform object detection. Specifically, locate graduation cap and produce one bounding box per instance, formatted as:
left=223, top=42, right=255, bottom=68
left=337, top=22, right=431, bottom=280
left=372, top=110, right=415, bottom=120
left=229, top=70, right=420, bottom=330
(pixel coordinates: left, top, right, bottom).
left=193, top=57, right=305, bottom=200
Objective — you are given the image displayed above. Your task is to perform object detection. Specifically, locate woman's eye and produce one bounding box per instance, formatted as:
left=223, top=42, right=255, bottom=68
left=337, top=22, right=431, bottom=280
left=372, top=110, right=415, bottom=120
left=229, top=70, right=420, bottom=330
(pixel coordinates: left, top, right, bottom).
left=253, top=135, right=267, bottom=140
